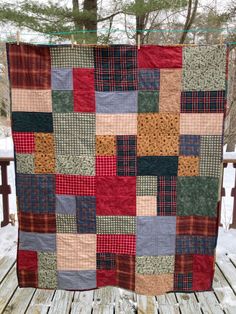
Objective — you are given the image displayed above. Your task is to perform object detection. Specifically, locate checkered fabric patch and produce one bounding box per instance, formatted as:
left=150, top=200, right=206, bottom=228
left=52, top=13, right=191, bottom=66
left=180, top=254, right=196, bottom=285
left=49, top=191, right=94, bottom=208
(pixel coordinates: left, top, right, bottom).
left=8, top=43, right=226, bottom=295
left=94, top=45, right=138, bottom=91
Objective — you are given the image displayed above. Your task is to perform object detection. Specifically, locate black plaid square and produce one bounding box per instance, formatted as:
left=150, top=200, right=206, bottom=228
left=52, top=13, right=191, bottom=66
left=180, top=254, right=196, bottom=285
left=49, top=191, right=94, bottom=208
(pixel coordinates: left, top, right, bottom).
left=116, top=135, right=137, bottom=176
left=174, top=273, right=193, bottom=291
left=157, top=176, right=177, bottom=215
left=180, top=135, right=200, bottom=156
left=94, top=45, right=138, bottom=91
left=96, top=253, right=116, bottom=270
left=76, top=196, right=96, bottom=233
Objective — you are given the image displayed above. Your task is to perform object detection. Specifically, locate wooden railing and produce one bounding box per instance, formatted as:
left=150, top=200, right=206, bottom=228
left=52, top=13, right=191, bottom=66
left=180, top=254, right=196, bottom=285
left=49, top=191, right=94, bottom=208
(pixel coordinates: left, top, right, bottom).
left=1, top=157, right=236, bottom=228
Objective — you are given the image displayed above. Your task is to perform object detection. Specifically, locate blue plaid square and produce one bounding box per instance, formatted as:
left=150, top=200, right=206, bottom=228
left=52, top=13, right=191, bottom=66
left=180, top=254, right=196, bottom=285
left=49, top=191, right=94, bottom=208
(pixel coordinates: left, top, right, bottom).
left=180, top=135, right=200, bottom=156
left=138, top=69, right=160, bottom=90
left=176, top=236, right=217, bottom=255
left=174, top=273, right=193, bottom=291
left=76, top=196, right=96, bottom=233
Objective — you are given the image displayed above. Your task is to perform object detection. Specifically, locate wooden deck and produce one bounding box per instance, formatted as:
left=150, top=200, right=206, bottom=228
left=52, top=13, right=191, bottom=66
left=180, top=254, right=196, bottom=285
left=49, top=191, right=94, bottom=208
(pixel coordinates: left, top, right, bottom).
left=1, top=254, right=236, bottom=314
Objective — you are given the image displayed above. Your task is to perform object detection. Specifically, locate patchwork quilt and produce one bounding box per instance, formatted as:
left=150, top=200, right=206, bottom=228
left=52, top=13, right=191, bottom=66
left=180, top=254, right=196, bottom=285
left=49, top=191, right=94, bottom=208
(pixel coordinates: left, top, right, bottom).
left=7, top=43, right=227, bottom=295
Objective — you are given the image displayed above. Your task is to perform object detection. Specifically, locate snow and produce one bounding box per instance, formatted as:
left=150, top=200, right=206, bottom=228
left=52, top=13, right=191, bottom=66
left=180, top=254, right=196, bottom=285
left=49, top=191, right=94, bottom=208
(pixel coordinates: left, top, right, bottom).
left=1, top=130, right=236, bottom=258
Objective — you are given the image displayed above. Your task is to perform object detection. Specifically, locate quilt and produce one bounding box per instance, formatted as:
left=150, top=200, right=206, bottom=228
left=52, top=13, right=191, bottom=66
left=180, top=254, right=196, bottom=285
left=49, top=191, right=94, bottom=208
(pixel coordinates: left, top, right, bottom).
left=7, top=42, right=227, bottom=295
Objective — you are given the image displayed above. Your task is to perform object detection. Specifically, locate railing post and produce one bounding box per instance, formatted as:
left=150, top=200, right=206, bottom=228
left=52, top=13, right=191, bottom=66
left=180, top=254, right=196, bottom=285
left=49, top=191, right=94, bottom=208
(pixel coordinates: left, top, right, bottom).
left=230, top=162, right=236, bottom=229
left=0, top=159, right=12, bottom=227
left=219, top=162, right=227, bottom=227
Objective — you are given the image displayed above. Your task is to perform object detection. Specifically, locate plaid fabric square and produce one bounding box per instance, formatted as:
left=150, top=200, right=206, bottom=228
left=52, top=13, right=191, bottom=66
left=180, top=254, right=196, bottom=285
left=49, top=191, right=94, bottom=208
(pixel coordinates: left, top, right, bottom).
left=96, top=216, right=136, bottom=234
left=136, top=196, right=157, bottom=216
left=56, top=214, right=77, bottom=233
left=96, top=253, right=116, bottom=270
left=94, top=45, right=138, bottom=91
left=76, top=196, right=96, bottom=233
left=16, top=174, right=55, bottom=213
left=176, top=216, right=218, bottom=236
left=176, top=236, right=217, bottom=255
left=136, top=176, right=157, bottom=196
left=174, top=273, right=193, bottom=291
left=50, top=46, right=94, bottom=68
left=116, top=254, right=135, bottom=291
left=12, top=132, right=35, bottom=153
left=174, top=254, right=193, bottom=273
left=116, top=135, right=137, bottom=176
left=53, top=113, right=95, bottom=156
left=57, top=233, right=96, bottom=270
left=56, top=175, right=95, bottom=196
left=181, top=91, right=225, bottom=113
left=180, top=135, right=200, bottom=156
left=157, top=176, right=177, bottom=216
left=8, top=44, right=50, bottom=89
left=200, top=135, right=223, bottom=177
left=96, top=156, right=117, bottom=176
left=18, top=270, right=38, bottom=287
left=97, top=235, right=136, bottom=255
left=138, top=69, right=160, bottom=90
left=18, top=212, right=56, bottom=233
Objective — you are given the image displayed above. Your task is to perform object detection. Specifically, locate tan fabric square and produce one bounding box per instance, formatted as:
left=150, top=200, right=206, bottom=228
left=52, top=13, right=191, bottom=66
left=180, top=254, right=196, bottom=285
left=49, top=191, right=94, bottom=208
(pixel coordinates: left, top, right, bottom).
left=96, top=135, right=116, bottom=156
left=34, top=152, right=55, bottom=174
left=135, top=273, right=173, bottom=295
left=96, top=114, right=137, bottom=135
left=159, top=69, right=182, bottom=113
left=137, top=113, right=179, bottom=156
left=136, top=196, right=157, bottom=216
left=178, top=156, right=199, bottom=176
left=57, top=234, right=96, bottom=271
left=35, top=133, right=55, bottom=154
left=180, top=113, right=224, bottom=135
left=12, top=89, right=52, bottom=112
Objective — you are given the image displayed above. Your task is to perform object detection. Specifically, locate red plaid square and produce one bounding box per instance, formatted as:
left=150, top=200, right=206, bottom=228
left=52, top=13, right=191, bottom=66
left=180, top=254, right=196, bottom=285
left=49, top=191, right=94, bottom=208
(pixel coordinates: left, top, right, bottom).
left=18, top=270, right=38, bottom=287
left=176, top=216, right=218, bottom=236
left=56, top=174, right=95, bottom=195
left=96, top=156, right=117, bottom=176
left=97, top=270, right=117, bottom=287
left=97, top=234, right=136, bottom=255
left=12, top=131, right=35, bottom=153
left=175, top=254, right=193, bottom=273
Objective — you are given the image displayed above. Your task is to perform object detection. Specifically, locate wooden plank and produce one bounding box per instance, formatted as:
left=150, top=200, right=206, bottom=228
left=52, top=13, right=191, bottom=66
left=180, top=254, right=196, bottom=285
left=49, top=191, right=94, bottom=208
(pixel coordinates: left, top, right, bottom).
left=114, top=287, right=137, bottom=314
left=4, top=287, right=35, bottom=314
left=25, top=289, right=55, bottom=314
left=195, top=291, right=224, bottom=314
left=213, top=264, right=236, bottom=314
left=0, top=265, right=18, bottom=313
left=137, top=294, right=158, bottom=314
left=217, top=255, right=236, bottom=294
left=48, top=290, right=74, bottom=314
left=156, top=293, right=180, bottom=314
left=0, top=256, right=15, bottom=283
left=71, top=290, right=94, bottom=314
left=175, top=293, right=201, bottom=314
left=93, top=287, right=115, bottom=314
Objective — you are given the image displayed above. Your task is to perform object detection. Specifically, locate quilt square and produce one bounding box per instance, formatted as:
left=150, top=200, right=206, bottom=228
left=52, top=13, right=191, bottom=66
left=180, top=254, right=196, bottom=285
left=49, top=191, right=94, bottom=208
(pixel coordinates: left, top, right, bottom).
left=176, top=235, right=216, bottom=255
left=52, top=90, right=73, bottom=113
left=16, top=154, right=34, bottom=174
left=16, top=174, right=55, bottom=213
left=57, top=270, right=96, bottom=290
left=55, top=195, right=76, bottom=214
left=136, top=196, right=157, bottom=216
left=157, top=176, right=177, bottom=216
left=52, top=68, right=73, bottom=90
left=176, top=216, right=218, bottom=236
left=136, top=176, right=157, bottom=196
left=34, top=152, right=55, bottom=174
left=137, top=156, right=178, bottom=176
left=94, top=45, right=138, bottom=91
left=56, top=214, right=77, bottom=233
left=138, top=69, right=160, bottom=90
left=12, top=112, right=53, bottom=133
left=18, top=250, right=38, bottom=271
left=56, top=174, right=95, bottom=195
left=174, top=254, right=193, bottom=273
left=97, top=270, right=117, bottom=287
left=96, top=253, right=116, bottom=270
left=76, top=196, right=96, bottom=233
left=135, top=274, right=174, bottom=295
left=178, top=156, right=199, bottom=176
left=96, top=113, right=137, bottom=135
left=56, top=155, right=95, bottom=176
left=117, top=135, right=137, bottom=176
left=18, top=212, right=56, bottom=233
left=136, top=256, right=175, bottom=274
left=138, top=91, right=159, bottom=113
left=96, top=216, right=136, bottom=234
left=97, top=234, right=136, bottom=255
left=192, top=255, right=214, bottom=291
left=116, top=254, right=135, bottom=291
left=96, top=156, right=116, bottom=176
left=180, top=135, right=200, bottom=156
left=19, top=231, right=56, bottom=252
left=96, top=135, right=116, bottom=156
left=12, top=132, right=35, bottom=154
left=18, top=270, right=38, bottom=287
left=174, top=273, right=193, bottom=291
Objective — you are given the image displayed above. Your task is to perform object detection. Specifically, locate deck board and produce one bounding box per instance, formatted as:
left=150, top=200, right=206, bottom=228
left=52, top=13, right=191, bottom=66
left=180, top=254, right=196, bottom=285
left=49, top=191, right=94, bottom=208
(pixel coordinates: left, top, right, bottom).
left=1, top=254, right=236, bottom=313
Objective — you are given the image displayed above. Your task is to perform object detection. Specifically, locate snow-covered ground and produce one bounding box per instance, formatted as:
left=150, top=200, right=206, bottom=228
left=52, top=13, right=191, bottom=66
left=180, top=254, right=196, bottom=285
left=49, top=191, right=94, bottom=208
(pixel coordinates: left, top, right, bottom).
left=1, top=128, right=236, bottom=259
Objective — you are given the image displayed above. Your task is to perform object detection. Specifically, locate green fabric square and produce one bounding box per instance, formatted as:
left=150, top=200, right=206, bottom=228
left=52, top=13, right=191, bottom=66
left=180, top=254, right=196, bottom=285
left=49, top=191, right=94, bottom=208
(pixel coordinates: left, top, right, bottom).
left=136, top=176, right=157, bottom=196
left=38, top=252, right=57, bottom=270
left=200, top=136, right=222, bottom=178
left=52, top=90, right=73, bottom=113
left=56, top=155, right=95, bottom=175
left=177, top=177, right=219, bottom=217
left=56, top=214, right=77, bottom=233
left=16, top=154, right=34, bottom=174
left=138, top=91, right=159, bottom=113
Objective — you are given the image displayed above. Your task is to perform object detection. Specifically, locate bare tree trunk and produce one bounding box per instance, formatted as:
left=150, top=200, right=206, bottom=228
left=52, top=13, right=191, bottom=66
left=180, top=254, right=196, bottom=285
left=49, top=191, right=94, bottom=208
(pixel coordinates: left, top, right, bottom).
left=83, top=0, right=97, bottom=43
left=136, top=0, right=146, bottom=44
left=179, top=0, right=198, bottom=43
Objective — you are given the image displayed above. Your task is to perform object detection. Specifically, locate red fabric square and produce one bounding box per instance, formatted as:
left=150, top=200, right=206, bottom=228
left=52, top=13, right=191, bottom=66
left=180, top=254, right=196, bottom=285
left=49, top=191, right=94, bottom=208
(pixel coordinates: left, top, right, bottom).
left=192, top=254, right=214, bottom=290
left=97, top=234, right=136, bottom=255
left=73, top=68, right=95, bottom=112
left=96, top=176, right=136, bottom=215
left=12, top=131, right=35, bottom=153
left=138, top=46, right=182, bottom=68
left=56, top=174, right=95, bottom=195
left=97, top=270, right=117, bottom=287
left=96, top=156, right=117, bottom=176
left=18, top=250, right=38, bottom=271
